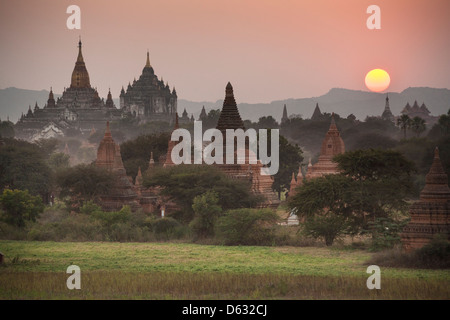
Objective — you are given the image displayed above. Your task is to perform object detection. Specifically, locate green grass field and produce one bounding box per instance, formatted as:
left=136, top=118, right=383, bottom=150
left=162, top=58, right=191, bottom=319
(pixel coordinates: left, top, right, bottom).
left=0, top=240, right=449, bottom=299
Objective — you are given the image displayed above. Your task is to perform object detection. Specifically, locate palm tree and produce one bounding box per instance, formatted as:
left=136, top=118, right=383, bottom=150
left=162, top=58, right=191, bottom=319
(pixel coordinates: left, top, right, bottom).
left=397, top=114, right=411, bottom=139
left=410, top=116, right=426, bottom=137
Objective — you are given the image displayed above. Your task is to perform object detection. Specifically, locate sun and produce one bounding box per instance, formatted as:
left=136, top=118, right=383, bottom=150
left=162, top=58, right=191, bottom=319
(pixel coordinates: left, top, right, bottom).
left=365, top=69, right=391, bottom=92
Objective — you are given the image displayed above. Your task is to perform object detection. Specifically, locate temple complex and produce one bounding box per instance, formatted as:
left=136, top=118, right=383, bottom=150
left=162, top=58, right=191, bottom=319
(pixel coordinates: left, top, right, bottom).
left=14, top=39, right=122, bottom=141
left=400, top=100, right=438, bottom=126
left=401, top=148, right=450, bottom=251
left=119, top=51, right=178, bottom=123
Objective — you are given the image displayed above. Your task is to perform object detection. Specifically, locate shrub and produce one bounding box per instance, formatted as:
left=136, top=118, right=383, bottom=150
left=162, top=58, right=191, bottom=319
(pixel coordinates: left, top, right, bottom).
left=215, top=209, right=279, bottom=246
left=190, top=191, right=222, bottom=239
left=366, top=217, right=409, bottom=251
left=0, top=189, right=44, bottom=227
left=151, top=217, right=186, bottom=241
left=301, top=214, right=348, bottom=246
left=368, top=235, right=450, bottom=269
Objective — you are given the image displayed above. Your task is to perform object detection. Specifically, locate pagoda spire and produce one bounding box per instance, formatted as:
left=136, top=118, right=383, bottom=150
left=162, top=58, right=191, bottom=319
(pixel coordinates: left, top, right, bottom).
left=145, top=50, right=151, bottom=68
left=329, top=112, right=338, bottom=131
left=149, top=152, right=155, bottom=168
left=216, top=82, right=245, bottom=133
left=71, top=37, right=91, bottom=88
left=281, top=104, right=288, bottom=124
left=420, top=147, right=450, bottom=202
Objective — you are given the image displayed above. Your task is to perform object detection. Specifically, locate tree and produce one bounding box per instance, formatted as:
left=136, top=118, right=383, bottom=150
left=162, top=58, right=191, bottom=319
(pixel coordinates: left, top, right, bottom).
left=56, top=164, right=116, bottom=208
left=143, top=165, right=261, bottom=222
left=0, top=121, right=15, bottom=138
left=410, top=116, right=426, bottom=137
left=256, top=116, right=279, bottom=129
left=302, top=214, right=348, bottom=246
left=0, top=189, right=44, bottom=227
left=203, top=109, right=221, bottom=129
left=48, top=152, right=70, bottom=171
left=120, top=132, right=170, bottom=178
left=397, top=114, right=412, bottom=139
left=190, top=191, right=222, bottom=239
left=288, top=149, right=415, bottom=235
left=272, top=135, right=303, bottom=199
left=215, top=208, right=279, bottom=245
left=438, top=109, right=450, bottom=135
left=0, top=138, right=53, bottom=197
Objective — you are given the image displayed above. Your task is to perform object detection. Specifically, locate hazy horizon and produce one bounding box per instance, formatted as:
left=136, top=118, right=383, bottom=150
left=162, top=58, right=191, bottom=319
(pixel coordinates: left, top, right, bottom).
left=1, top=0, right=449, bottom=104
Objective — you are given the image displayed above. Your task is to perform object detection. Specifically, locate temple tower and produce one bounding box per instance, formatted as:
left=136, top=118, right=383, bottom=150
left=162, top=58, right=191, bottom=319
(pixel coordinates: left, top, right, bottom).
left=381, top=94, right=395, bottom=122
left=401, top=148, right=450, bottom=251
left=305, top=114, right=345, bottom=179
left=281, top=104, right=289, bottom=124
left=95, top=122, right=140, bottom=211
left=70, top=38, right=91, bottom=89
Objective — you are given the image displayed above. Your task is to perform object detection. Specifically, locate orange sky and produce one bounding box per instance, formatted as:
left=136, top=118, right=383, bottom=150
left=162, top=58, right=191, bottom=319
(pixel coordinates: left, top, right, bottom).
left=1, top=0, right=449, bottom=103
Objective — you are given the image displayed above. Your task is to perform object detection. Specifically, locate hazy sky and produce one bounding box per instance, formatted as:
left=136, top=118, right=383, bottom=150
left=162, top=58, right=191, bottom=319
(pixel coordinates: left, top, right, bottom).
left=1, top=0, right=449, bottom=103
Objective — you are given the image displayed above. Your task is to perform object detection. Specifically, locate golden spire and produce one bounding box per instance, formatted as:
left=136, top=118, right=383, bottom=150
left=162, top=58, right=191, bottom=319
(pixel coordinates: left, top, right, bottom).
left=71, top=37, right=91, bottom=88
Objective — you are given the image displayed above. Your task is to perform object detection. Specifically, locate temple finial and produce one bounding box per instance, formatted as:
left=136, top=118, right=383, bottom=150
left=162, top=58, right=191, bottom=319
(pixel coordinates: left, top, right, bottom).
left=145, top=50, right=151, bottom=68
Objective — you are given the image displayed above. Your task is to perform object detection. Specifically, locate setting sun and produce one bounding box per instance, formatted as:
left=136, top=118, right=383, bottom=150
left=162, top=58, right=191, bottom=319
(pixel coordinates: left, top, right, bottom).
left=365, top=69, right=391, bottom=92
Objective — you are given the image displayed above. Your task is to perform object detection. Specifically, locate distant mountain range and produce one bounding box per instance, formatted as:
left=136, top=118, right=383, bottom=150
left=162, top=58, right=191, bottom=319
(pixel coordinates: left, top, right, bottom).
left=1, top=86, right=449, bottom=123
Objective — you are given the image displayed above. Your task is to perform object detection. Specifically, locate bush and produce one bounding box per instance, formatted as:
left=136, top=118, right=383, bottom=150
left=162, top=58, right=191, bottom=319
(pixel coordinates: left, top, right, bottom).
left=368, top=235, right=450, bottom=269
left=151, top=217, right=186, bottom=241
left=301, top=214, right=348, bottom=246
left=215, top=209, right=279, bottom=246
left=0, top=189, right=45, bottom=227
left=367, top=217, right=409, bottom=251
left=190, top=191, right=222, bottom=240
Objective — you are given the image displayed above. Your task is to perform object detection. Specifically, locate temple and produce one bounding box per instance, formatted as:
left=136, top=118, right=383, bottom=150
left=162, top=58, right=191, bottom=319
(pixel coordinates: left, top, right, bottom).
left=381, top=94, right=395, bottom=122
left=311, top=103, right=323, bottom=120
left=400, top=100, right=438, bottom=126
left=119, top=51, right=178, bottom=123
left=94, top=121, right=164, bottom=213
left=401, top=148, right=450, bottom=251
left=288, top=115, right=345, bottom=197
left=281, top=104, right=289, bottom=124
left=305, top=114, right=345, bottom=179
left=14, top=39, right=122, bottom=141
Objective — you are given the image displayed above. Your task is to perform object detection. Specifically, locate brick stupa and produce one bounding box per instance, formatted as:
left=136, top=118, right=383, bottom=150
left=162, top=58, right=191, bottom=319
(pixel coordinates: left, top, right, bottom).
left=215, top=83, right=279, bottom=209
left=95, top=121, right=141, bottom=211
left=401, top=147, right=450, bottom=251
left=305, top=114, right=345, bottom=179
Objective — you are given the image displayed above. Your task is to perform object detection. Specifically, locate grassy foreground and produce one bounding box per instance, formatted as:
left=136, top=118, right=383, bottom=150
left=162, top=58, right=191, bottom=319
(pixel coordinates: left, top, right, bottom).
left=0, top=240, right=449, bottom=299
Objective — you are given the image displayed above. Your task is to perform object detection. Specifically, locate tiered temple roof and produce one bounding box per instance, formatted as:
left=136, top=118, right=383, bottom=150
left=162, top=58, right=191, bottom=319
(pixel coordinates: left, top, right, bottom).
left=381, top=94, right=395, bottom=122
left=95, top=122, right=141, bottom=211
left=214, top=83, right=279, bottom=209
left=401, top=148, right=450, bottom=251
left=305, top=114, right=345, bottom=179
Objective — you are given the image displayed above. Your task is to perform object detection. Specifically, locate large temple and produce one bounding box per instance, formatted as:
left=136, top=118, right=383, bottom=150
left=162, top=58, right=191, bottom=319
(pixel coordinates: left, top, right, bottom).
left=14, top=39, right=122, bottom=141
left=401, top=148, right=450, bottom=251
left=119, top=51, right=178, bottom=123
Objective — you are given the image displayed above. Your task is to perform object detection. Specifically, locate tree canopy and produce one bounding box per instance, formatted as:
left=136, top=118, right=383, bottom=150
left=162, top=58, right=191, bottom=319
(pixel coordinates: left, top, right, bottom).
left=143, top=164, right=261, bottom=221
